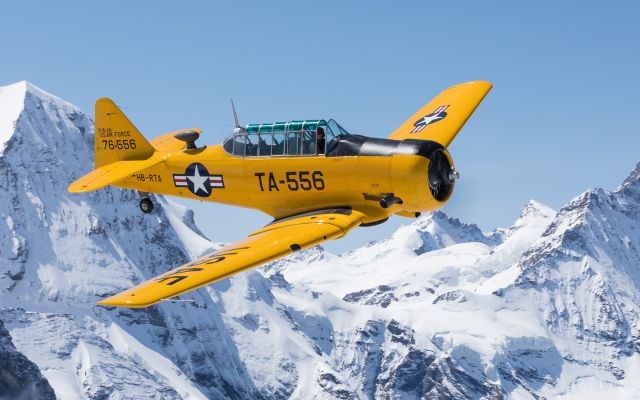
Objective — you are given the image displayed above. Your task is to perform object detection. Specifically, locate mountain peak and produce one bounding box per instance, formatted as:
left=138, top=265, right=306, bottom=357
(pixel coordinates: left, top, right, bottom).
left=620, top=162, right=640, bottom=192
left=0, top=81, right=74, bottom=155
left=2, top=80, right=63, bottom=102
left=498, top=199, right=555, bottom=244
left=340, top=210, right=490, bottom=263
left=0, top=82, right=28, bottom=153
left=520, top=199, right=555, bottom=219
left=477, top=199, right=556, bottom=275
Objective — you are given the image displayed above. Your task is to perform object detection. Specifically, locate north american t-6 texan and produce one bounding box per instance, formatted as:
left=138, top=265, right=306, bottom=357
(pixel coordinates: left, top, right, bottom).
left=68, top=81, right=492, bottom=308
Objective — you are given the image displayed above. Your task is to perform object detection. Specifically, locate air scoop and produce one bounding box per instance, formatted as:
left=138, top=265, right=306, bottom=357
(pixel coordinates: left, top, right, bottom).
left=175, top=129, right=200, bottom=150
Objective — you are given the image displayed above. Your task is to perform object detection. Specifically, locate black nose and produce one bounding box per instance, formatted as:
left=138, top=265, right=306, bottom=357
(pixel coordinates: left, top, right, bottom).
left=428, top=150, right=454, bottom=201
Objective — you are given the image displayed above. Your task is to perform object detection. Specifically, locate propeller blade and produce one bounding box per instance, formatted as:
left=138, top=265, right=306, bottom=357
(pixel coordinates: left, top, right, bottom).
left=231, top=99, right=240, bottom=129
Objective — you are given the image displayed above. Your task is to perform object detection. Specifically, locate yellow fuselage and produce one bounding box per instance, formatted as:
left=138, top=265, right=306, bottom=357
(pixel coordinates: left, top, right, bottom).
left=114, top=142, right=452, bottom=224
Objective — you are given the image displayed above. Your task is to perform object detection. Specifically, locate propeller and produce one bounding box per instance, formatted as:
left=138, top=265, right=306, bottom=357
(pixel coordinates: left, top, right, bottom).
left=428, top=150, right=457, bottom=201
left=231, top=100, right=247, bottom=136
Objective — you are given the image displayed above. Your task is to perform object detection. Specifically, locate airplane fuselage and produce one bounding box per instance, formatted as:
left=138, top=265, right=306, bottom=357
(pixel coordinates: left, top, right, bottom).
left=114, top=135, right=455, bottom=225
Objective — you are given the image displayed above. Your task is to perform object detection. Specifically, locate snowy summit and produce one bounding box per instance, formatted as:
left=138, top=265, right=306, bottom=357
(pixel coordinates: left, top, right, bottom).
left=0, top=81, right=640, bottom=399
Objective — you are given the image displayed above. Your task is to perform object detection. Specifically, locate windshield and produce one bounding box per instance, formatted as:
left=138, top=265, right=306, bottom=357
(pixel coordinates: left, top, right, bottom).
left=327, top=119, right=350, bottom=137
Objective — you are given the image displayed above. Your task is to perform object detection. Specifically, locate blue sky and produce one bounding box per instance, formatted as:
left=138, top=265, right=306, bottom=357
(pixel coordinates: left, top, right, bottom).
left=1, top=1, right=639, bottom=252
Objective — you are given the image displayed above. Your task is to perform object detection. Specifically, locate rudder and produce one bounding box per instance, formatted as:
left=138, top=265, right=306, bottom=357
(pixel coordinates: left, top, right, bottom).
left=94, top=98, right=155, bottom=168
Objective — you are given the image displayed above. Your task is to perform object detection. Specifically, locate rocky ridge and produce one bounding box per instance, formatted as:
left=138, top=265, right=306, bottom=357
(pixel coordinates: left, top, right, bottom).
left=0, top=81, right=639, bottom=399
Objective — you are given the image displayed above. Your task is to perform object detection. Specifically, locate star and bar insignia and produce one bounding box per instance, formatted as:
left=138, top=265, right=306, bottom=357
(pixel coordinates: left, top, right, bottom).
left=173, top=162, right=224, bottom=197
left=411, top=105, right=449, bottom=133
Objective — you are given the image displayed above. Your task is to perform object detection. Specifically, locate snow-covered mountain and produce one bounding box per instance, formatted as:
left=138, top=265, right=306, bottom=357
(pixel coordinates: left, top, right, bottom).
left=0, top=82, right=263, bottom=400
left=0, top=81, right=639, bottom=399
left=0, top=319, right=56, bottom=400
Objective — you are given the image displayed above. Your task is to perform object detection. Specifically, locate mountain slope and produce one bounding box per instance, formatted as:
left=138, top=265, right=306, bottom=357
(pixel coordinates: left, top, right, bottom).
left=1, top=81, right=639, bottom=399
left=0, top=81, right=264, bottom=399
left=0, top=319, right=56, bottom=400
left=497, top=162, right=640, bottom=397
left=266, top=202, right=559, bottom=399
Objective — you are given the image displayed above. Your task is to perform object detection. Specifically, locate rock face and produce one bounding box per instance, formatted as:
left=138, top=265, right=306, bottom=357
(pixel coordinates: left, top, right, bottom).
left=500, top=161, right=640, bottom=390
left=0, top=319, right=56, bottom=400
left=0, top=81, right=639, bottom=399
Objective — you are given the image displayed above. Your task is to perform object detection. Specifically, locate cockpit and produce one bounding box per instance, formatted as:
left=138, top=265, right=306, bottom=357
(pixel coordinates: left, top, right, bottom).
left=222, top=119, right=351, bottom=157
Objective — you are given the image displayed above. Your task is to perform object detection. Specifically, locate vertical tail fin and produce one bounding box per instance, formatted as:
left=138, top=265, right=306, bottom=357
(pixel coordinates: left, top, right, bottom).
left=94, top=98, right=155, bottom=168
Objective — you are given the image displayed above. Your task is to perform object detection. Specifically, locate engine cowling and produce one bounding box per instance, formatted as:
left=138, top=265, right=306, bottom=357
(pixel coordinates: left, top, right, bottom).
left=427, top=149, right=457, bottom=202
left=388, top=144, right=457, bottom=215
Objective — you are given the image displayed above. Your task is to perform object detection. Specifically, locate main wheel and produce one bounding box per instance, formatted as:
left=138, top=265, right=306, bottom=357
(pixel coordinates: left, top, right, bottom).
left=139, top=197, right=154, bottom=214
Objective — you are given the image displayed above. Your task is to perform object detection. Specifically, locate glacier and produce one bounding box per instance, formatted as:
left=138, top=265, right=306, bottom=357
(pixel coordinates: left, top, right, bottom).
left=0, top=81, right=639, bottom=399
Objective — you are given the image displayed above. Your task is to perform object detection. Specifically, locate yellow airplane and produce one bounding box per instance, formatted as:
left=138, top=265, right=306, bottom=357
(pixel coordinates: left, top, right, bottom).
left=68, top=81, right=492, bottom=308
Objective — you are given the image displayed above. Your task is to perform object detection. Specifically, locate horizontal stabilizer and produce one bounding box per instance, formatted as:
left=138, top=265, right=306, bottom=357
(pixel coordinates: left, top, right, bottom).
left=68, top=157, right=162, bottom=193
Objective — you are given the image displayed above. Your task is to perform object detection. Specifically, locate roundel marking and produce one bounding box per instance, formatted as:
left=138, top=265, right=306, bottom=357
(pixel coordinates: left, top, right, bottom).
left=173, top=162, right=225, bottom=197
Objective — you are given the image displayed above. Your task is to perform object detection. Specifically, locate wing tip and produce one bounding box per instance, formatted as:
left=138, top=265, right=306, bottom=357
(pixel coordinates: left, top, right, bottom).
left=96, top=97, right=116, bottom=106
left=446, top=80, right=493, bottom=91
left=67, top=181, right=88, bottom=193
left=96, top=296, right=158, bottom=308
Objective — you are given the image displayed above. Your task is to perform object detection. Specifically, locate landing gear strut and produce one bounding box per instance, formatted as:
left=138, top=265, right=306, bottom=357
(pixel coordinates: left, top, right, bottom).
left=137, top=191, right=154, bottom=214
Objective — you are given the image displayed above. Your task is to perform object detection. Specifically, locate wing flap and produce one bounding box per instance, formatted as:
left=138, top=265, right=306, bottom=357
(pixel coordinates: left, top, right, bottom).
left=97, top=210, right=366, bottom=308
left=388, top=81, right=492, bottom=146
left=68, top=157, right=163, bottom=193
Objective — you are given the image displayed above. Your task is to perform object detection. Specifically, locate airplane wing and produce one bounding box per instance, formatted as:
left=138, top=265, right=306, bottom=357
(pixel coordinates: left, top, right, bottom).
left=387, top=80, right=492, bottom=147
left=97, top=209, right=366, bottom=308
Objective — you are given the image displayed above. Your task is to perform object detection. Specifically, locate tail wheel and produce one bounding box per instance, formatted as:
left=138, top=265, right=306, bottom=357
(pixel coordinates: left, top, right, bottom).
left=139, top=197, right=154, bottom=214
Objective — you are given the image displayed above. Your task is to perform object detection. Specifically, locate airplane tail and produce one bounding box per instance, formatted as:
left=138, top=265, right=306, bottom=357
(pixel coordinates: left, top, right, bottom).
left=68, top=99, right=160, bottom=193
left=93, top=98, right=155, bottom=168
left=387, top=81, right=492, bottom=147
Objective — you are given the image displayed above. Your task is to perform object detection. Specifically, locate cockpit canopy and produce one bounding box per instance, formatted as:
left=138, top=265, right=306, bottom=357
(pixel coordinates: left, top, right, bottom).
left=223, top=119, right=350, bottom=157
